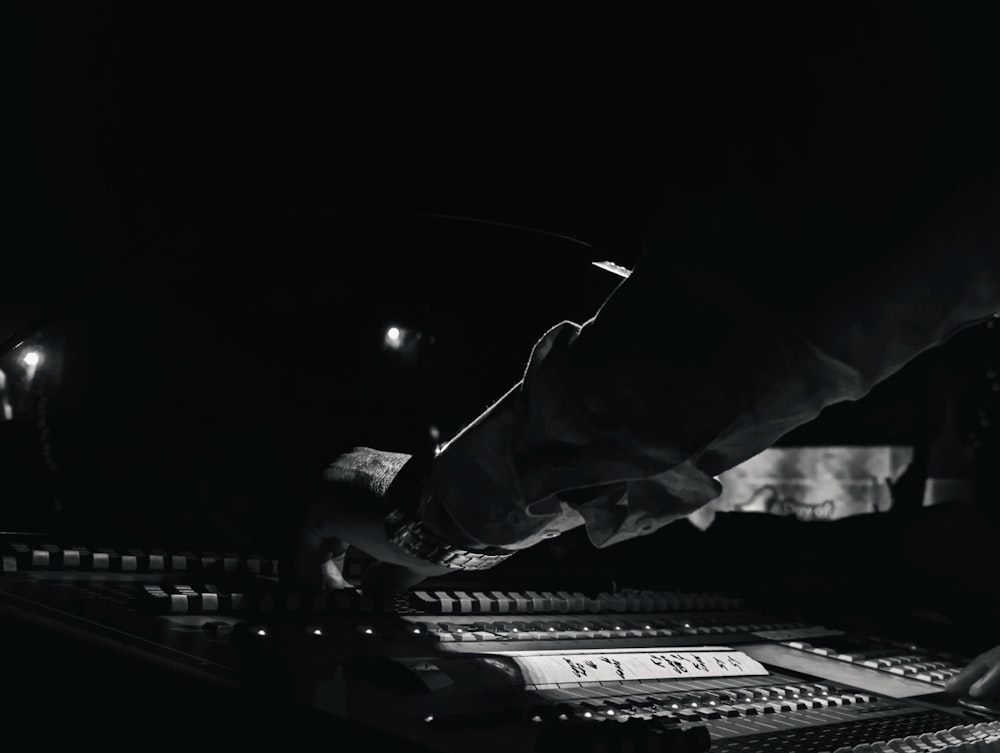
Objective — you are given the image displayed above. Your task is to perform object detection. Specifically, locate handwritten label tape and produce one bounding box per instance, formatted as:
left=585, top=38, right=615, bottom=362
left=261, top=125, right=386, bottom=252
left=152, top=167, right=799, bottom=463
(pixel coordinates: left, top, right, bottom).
left=510, top=650, right=768, bottom=685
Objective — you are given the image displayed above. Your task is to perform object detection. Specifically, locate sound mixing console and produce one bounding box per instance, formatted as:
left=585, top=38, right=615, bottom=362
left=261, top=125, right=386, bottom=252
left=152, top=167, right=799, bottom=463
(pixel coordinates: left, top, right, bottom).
left=1, top=534, right=998, bottom=752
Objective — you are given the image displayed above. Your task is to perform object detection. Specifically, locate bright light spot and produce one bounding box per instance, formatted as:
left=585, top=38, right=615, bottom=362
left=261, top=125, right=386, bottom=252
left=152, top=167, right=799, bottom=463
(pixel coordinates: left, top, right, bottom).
left=364, top=628, right=373, bottom=635
left=413, top=627, right=421, bottom=634
left=256, top=629, right=267, bottom=636
left=385, top=326, right=403, bottom=347
left=313, top=629, right=323, bottom=636
left=583, top=712, right=592, bottom=718
left=423, top=715, right=434, bottom=723
left=429, top=425, right=440, bottom=440
left=645, top=625, right=652, bottom=630
left=22, top=351, right=40, bottom=367
left=531, top=715, right=543, bottom=723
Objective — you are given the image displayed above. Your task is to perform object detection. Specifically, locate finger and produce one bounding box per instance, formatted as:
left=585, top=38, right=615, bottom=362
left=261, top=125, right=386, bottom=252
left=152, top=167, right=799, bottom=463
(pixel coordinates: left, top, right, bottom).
left=945, top=646, right=1000, bottom=696
left=293, top=528, right=350, bottom=591
left=970, top=661, right=1000, bottom=699
left=360, top=561, right=429, bottom=596
left=320, top=553, right=351, bottom=590
left=945, top=658, right=989, bottom=696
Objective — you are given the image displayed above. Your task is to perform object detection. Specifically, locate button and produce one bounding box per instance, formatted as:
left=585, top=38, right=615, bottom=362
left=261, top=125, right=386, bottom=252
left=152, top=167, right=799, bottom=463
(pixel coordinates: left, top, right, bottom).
left=452, top=591, right=476, bottom=613
left=471, top=592, right=495, bottom=612
left=509, top=592, right=530, bottom=612
left=526, top=591, right=550, bottom=611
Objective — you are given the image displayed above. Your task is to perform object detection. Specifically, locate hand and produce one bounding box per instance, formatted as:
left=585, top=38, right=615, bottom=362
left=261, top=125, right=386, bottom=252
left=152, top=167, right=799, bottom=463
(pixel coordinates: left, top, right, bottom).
left=289, top=447, right=453, bottom=595
left=945, top=644, right=1000, bottom=700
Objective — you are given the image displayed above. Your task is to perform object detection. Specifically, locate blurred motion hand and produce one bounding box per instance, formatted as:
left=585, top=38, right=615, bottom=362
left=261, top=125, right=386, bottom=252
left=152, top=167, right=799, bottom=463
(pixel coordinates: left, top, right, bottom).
left=290, top=448, right=452, bottom=595
left=946, top=644, right=1000, bottom=700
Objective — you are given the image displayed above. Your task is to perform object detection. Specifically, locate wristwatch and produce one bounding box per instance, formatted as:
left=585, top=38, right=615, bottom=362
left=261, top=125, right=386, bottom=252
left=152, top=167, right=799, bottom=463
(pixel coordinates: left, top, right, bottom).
left=384, top=486, right=516, bottom=571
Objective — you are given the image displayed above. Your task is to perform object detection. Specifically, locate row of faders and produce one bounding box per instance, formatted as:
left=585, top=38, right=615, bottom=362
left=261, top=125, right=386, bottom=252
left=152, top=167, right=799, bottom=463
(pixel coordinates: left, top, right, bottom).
left=429, top=670, right=1000, bottom=753
left=407, top=589, right=745, bottom=614
left=0, top=539, right=278, bottom=576
left=826, top=719, right=1000, bottom=752
left=131, top=583, right=817, bottom=639
left=332, top=647, right=989, bottom=753
left=780, top=635, right=967, bottom=687
left=137, top=583, right=395, bottom=615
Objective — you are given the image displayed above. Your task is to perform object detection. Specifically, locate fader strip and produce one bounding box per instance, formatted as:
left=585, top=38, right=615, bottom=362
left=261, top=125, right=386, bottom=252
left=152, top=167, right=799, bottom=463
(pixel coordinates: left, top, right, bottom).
left=0, top=533, right=993, bottom=753
left=780, top=636, right=967, bottom=688
left=408, top=589, right=745, bottom=614
left=1, top=539, right=278, bottom=576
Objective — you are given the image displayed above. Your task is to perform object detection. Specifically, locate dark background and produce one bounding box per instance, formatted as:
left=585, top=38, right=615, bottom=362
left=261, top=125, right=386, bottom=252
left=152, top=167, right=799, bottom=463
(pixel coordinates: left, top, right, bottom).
left=3, top=4, right=999, bottom=636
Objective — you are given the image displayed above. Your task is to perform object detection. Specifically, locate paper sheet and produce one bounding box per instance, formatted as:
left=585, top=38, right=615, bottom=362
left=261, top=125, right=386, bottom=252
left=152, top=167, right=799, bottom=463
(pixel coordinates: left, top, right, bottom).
left=508, top=650, right=768, bottom=685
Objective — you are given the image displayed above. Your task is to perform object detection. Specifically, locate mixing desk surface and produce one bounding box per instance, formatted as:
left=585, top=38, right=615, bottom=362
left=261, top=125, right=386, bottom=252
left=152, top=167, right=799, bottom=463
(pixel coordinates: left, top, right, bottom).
left=1, top=534, right=998, bottom=751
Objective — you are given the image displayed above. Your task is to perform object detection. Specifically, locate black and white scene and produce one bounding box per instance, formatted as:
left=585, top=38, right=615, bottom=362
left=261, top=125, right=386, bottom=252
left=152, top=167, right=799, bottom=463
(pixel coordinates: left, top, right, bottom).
left=4, top=4, right=1000, bottom=749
